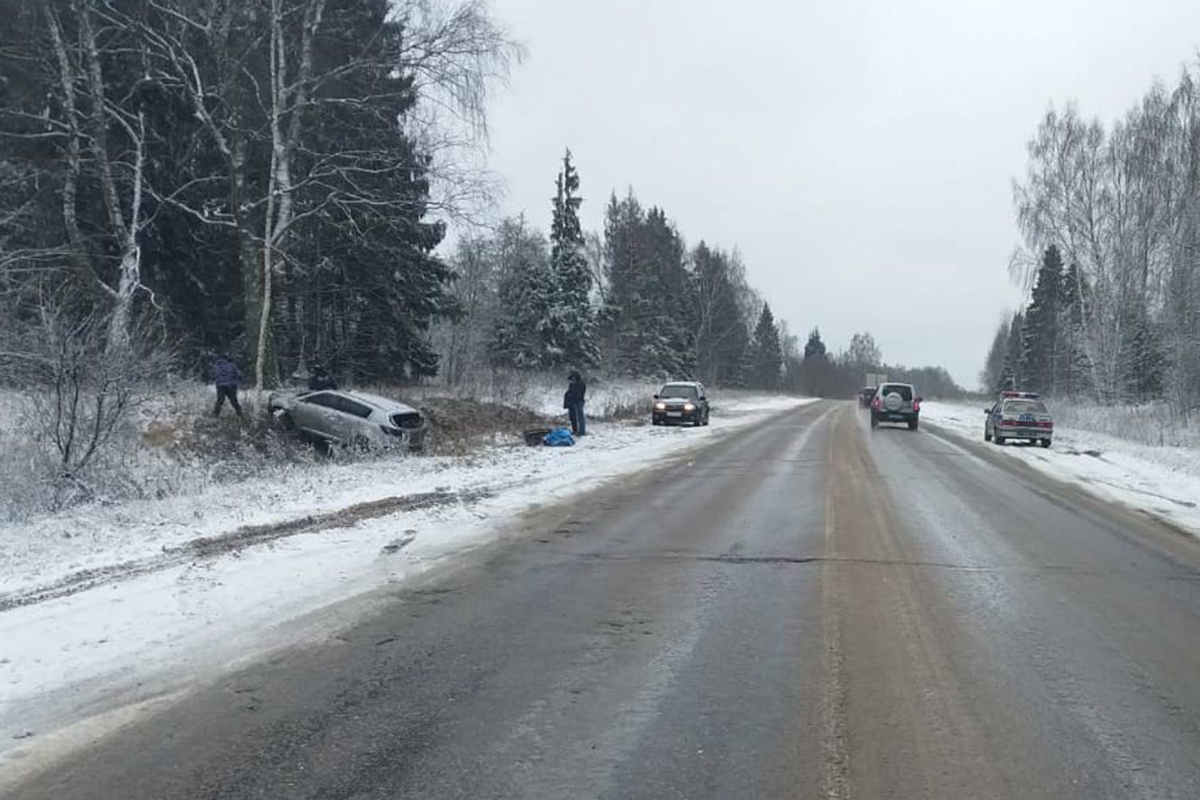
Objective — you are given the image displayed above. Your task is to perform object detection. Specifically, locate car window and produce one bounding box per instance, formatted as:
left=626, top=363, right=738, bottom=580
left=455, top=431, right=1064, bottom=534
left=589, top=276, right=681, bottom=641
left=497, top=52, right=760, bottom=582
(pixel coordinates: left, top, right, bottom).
left=335, top=396, right=374, bottom=419
left=660, top=385, right=697, bottom=398
left=1003, top=400, right=1047, bottom=414
left=880, top=384, right=913, bottom=401
left=302, top=393, right=339, bottom=409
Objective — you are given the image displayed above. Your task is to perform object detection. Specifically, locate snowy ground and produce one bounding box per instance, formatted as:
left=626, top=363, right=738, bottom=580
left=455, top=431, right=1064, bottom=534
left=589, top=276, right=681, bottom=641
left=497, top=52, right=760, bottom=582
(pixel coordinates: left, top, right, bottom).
left=921, top=401, right=1200, bottom=536
left=0, top=394, right=814, bottom=781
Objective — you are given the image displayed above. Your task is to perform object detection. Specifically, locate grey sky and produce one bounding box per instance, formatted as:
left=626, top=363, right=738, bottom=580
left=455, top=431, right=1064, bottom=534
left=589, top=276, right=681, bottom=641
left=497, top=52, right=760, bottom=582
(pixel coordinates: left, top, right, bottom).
left=481, top=0, right=1200, bottom=388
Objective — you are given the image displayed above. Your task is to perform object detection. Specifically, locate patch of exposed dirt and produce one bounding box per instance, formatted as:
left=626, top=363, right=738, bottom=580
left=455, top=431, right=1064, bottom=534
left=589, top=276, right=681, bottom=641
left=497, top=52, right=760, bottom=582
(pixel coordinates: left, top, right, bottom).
left=417, top=397, right=555, bottom=452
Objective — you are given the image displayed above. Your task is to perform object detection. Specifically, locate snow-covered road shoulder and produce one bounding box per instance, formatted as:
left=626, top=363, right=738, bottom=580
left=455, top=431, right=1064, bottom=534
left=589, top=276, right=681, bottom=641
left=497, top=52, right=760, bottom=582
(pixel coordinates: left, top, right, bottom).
left=921, top=401, right=1200, bottom=537
left=0, top=394, right=814, bottom=779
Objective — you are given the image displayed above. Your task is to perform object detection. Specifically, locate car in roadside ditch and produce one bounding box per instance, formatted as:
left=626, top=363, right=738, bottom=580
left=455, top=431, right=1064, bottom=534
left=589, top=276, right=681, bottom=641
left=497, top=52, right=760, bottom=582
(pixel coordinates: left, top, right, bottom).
left=984, top=391, right=1053, bottom=447
left=870, top=382, right=921, bottom=430
left=267, top=389, right=428, bottom=452
left=651, top=381, right=711, bottom=426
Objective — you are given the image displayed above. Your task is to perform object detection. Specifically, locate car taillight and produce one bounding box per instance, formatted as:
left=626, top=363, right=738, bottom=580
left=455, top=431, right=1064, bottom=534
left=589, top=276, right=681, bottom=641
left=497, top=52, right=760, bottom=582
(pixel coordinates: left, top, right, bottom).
left=871, top=397, right=881, bottom=409
left=1000, top=419, right=1017, bottom=426
left=912, top=399, right=921, bottom=412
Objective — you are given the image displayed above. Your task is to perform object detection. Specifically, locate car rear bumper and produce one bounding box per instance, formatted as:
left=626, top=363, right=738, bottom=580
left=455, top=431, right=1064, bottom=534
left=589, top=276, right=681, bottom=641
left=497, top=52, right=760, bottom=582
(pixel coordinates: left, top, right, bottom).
left=874, top=411, right=917, bottom=422
left=996, top=426, right=1052, bottom=439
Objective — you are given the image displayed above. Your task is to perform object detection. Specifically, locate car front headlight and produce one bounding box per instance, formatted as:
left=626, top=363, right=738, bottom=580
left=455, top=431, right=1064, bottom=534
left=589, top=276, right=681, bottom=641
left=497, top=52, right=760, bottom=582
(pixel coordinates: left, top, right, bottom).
left=684, top=403, right=695, bottom=411
left=654, top=402, right=666, bottom=411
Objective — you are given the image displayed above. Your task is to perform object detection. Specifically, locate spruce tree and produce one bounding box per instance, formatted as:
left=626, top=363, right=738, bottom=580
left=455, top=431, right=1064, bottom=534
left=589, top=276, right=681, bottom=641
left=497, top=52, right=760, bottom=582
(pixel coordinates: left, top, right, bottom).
left=602, top=192, right=695, bottom=377
left=1058, top=261, right=1091, bottom=396
left=547, top=149, right=597, bottom=367
left=997, top=311, right=1025, bottom=392
left=1019, top=246, right=1063, bottom=393
left=751, top=303, right=783, bottom=390
left=491, top=217, right=554, bottom=368
left=804, top=327, right=828, bottom=360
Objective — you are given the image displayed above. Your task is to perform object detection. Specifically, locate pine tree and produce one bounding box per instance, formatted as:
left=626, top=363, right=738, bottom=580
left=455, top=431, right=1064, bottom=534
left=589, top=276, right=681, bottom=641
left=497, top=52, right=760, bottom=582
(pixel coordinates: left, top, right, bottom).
left=491, top=217, right=554, bottom=368
left=602, top=192, right=695, bottom=377
left=1058, top=261, right=1091, bottom=396
left=751, top=303, right=783, bottom=390
left=980, top=317, right=1009, bottom=393
left=692, top=241, right=751, bottom=385
left=547, top=149, right=597, bottom=367
left=800, top=327, right=833, bottom=396
left=804, top=327, right=827, bottom=360
left=1019, top=246, right=1063, bottom=393
left=997, top=311, right=1025, bottom=392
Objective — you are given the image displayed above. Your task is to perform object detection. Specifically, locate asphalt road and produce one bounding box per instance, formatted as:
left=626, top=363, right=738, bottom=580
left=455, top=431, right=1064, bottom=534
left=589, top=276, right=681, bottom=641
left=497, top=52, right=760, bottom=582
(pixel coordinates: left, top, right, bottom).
left=10, top=401, right=1200, bottom=799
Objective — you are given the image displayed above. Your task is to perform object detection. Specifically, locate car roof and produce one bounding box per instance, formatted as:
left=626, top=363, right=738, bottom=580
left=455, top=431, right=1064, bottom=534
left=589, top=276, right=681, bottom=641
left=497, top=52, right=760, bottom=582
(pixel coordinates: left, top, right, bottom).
left=662, top=381, right=702, bottom=388
left=301, top=389, right=418, bottom=414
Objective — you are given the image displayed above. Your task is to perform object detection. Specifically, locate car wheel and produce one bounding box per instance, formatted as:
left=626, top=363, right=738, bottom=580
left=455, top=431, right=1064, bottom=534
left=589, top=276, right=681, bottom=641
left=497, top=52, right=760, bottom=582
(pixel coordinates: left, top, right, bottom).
left=994, top=435, right=1005, bottom=445
left=870, top=413, right=878, bottom=429
left=908, top=419, right=918, bottom=431
left=984, top=430, right=992, bottom=442
left=275, top=410, right=295, bottom=431
left=352, top=435, right=371, bottom=453
left=703, top=411, right=710, bottom=426
left=1041, top=438, right=1052, bottom=448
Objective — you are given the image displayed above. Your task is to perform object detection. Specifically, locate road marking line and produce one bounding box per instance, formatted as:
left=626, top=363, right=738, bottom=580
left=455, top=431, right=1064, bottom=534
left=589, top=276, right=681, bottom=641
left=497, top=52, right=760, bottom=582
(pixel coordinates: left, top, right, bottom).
left=820, top=408, right=851, bottom=800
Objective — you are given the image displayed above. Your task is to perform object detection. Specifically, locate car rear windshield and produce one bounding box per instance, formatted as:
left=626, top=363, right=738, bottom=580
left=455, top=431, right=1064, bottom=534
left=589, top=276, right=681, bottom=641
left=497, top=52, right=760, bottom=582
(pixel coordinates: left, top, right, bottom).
left=660, top=385, right=697, bottom=398
left=1004, top=400, right=1048, bottom=414
left=879, top=385, right=913, bottom=401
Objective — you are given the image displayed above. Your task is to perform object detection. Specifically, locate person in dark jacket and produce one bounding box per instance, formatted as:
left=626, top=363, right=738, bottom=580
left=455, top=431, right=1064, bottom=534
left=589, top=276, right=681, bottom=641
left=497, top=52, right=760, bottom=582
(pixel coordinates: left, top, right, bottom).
left=308, top=364, right=337, bottom=391
left=213, top=353, right=243, bottom=417
left=564, top=370, right=587, bottom=436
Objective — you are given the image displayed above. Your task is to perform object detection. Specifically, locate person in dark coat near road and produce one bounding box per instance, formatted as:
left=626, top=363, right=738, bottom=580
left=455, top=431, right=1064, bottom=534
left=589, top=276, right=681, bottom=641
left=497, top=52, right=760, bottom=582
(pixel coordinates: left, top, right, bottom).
left=213, top=353, right=243, bottom=417
left=564, top=370, right=587, bottom=436
left=308, top=364, right=337, bottom=391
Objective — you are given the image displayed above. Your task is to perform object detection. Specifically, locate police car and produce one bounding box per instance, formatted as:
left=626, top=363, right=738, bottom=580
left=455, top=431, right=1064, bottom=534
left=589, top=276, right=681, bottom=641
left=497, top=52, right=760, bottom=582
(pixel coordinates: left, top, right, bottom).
left=983, top=391, right=1054, bottom=447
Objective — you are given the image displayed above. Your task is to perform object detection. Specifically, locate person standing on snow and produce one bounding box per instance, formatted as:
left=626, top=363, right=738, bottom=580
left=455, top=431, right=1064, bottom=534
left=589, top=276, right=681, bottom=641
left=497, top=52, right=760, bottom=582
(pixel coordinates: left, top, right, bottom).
left=213, top=353, right=243, bottom=417
left=564, top=369, right=587, bottom=436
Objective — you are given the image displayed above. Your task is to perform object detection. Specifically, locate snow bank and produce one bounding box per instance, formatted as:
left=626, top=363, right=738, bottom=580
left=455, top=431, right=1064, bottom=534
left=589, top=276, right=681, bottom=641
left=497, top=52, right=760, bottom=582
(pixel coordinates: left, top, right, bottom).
left=0, top=393, right=814, bottom=775
left=921, top=401, right=1200, bottom=537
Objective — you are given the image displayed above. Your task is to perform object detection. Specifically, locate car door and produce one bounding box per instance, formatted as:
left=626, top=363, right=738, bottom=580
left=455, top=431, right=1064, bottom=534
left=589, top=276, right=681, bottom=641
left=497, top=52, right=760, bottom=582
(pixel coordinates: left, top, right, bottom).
left=296, top=393, right=344, bottom=440
left=330, top=395, right=374, bottom=443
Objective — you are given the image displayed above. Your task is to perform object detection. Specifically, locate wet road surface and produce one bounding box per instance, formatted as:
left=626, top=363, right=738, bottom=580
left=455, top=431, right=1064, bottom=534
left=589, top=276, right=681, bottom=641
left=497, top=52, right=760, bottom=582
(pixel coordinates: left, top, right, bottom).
left=10, top=402, right=1200, bottom=799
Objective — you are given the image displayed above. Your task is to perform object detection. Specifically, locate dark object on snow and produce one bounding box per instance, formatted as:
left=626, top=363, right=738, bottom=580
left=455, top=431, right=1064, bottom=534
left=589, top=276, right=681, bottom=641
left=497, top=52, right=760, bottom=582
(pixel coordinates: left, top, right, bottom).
left=213, top=354, right=242, bottom=417
left=307, top=365, right=337, bottom=391
left=524, top=427, right=554, bottom=446
left=543, top=427, right=575, bottom=447
left=564, top=370, right=587, bottom=436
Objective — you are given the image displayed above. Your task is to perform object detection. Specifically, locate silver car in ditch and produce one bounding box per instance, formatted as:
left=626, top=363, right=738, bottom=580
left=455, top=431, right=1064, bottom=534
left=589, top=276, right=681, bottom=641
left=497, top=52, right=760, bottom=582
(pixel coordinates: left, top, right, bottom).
left=268, top=389, right=427, bottom=452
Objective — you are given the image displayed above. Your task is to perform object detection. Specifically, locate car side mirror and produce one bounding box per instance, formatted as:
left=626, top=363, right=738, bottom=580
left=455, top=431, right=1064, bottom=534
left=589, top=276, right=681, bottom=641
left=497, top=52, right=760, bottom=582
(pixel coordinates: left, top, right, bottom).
left=983, top=407, right=991, bottom=413
left=652, top=394, right=659, bottom=400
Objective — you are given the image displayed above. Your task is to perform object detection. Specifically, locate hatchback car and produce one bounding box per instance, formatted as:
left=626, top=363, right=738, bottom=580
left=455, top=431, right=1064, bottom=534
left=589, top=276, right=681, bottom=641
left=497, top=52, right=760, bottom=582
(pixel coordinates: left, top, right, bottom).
left=652, top=381, right=710, bottom=426
left=870, top=382, right=921, bottom=430
left=268, top=389, right=427, bottom=451
left=984, top=391, right=1053, bottom=447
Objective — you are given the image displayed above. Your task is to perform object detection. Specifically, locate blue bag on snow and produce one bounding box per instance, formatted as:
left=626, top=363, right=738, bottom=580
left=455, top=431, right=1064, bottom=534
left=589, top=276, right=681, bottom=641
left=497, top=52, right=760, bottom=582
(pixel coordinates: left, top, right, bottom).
left=543, top=428, right=576, bottom=447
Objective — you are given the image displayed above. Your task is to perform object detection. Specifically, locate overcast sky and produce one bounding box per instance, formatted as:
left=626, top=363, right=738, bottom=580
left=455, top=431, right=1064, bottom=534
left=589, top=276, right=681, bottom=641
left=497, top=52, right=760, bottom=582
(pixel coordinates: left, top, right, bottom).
left=478, top=0, right=1200, bottom=388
